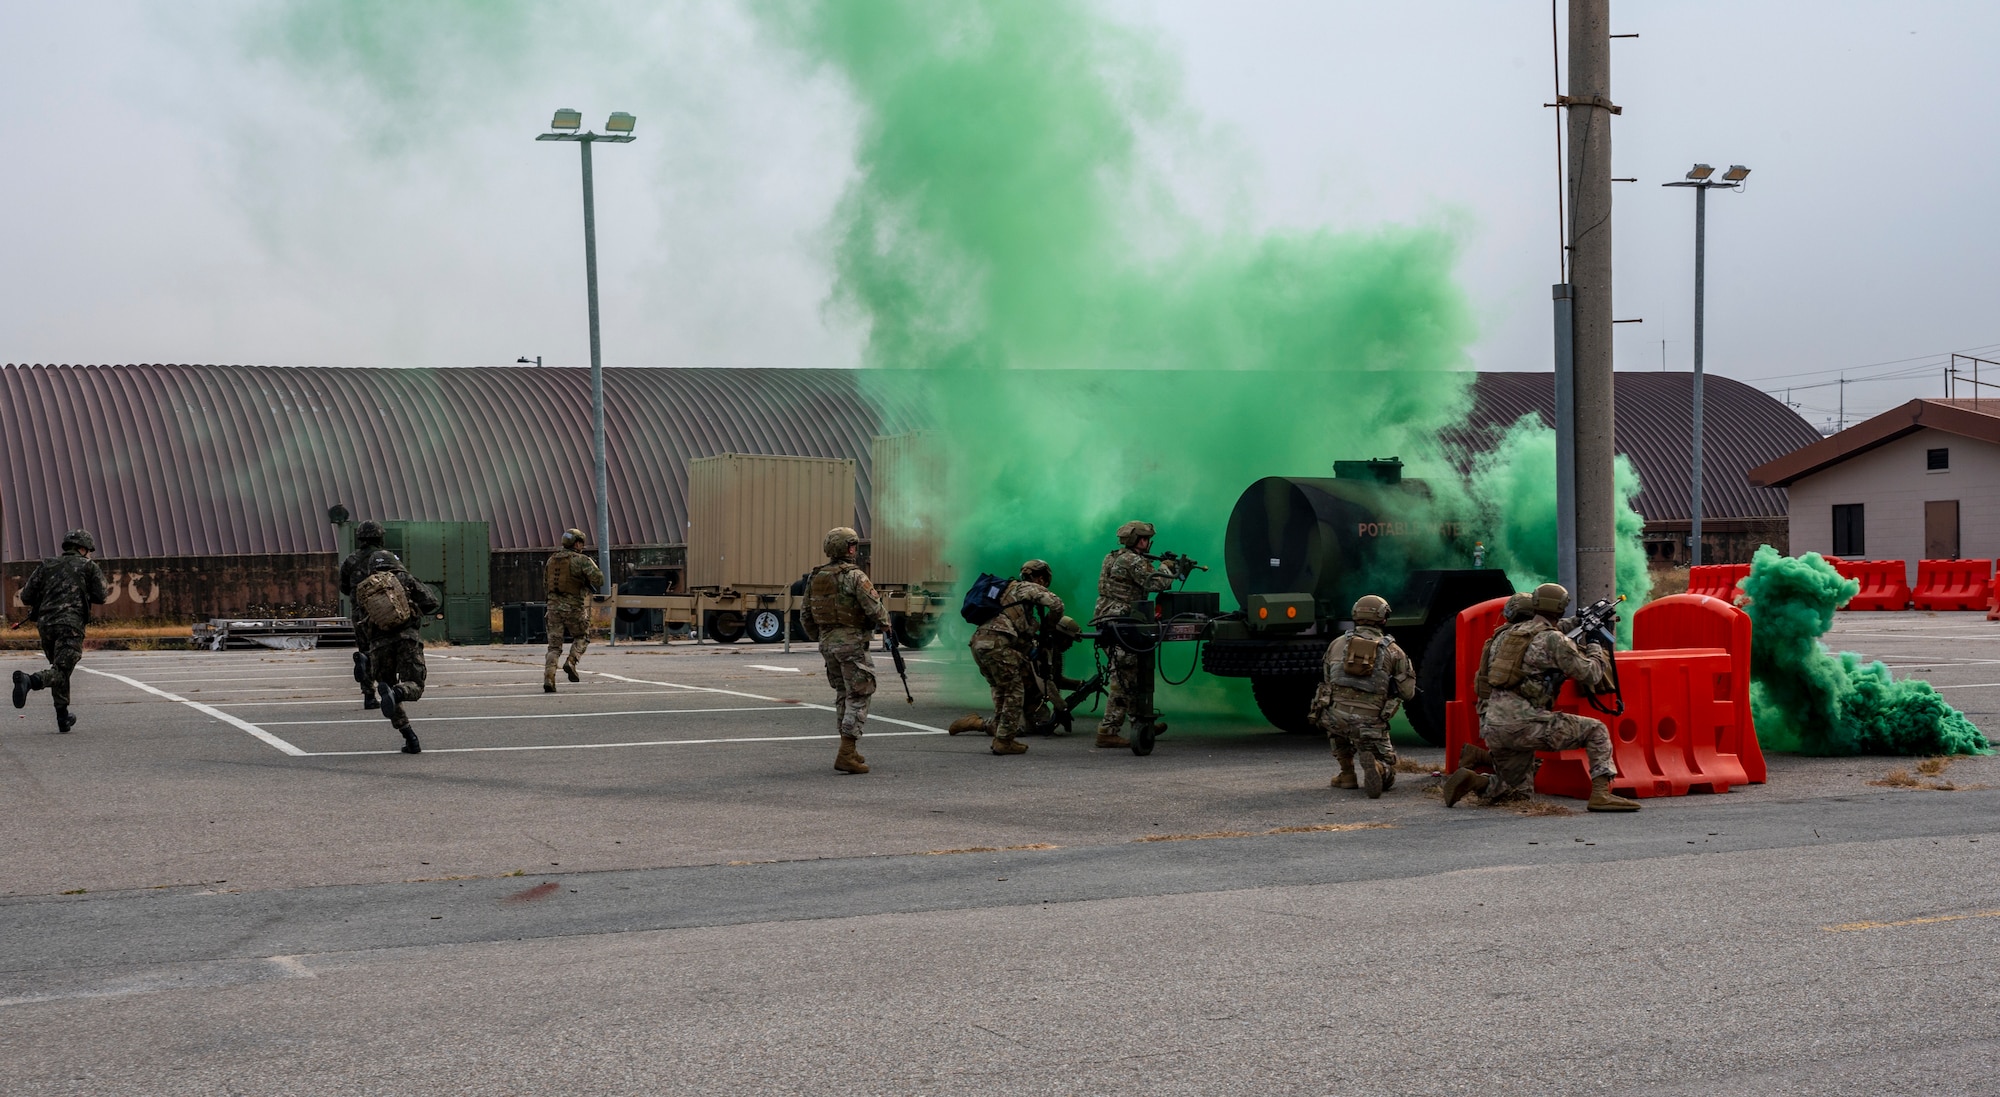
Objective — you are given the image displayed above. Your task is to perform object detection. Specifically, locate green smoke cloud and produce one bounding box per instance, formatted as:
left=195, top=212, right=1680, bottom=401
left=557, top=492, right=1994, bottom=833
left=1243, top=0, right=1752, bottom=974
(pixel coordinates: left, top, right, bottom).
left=1742, top=546, right=1989, bottom=756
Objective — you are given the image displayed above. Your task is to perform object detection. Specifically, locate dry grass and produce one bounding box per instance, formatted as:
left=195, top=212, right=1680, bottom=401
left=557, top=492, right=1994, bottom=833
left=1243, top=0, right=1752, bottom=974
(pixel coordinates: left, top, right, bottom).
left=1650, top=565, right=1690, bottom=596
left=1870, top=761, right=1976, bottom=791
left=1394, top=757, right=1439, bottom=775
left=1266, top=822, right=1395, bottom=835
left=1134, top=830, right=1257, bottom=842
left=919, top=843, right=1059, bottom=855
left=1873, top=769, right=1922, bottom=788
left=1136, top=822, right=1395, bottom=843
left=1916, top=756, right=1957, bottom=777
left=1509, top=799, right=1578, bottom=817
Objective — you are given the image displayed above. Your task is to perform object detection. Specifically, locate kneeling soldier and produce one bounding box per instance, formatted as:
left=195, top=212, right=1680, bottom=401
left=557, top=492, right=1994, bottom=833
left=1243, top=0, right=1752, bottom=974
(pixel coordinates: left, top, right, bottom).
left=1312, top=595, right=1414, bottom=798
left=353, top=550, right=441, bottom=755
left=1444, top=583, right=1639, bottom=812
left=968, top=559, right=1064, bottom=756
left=800, top=527, right=891, bottom=774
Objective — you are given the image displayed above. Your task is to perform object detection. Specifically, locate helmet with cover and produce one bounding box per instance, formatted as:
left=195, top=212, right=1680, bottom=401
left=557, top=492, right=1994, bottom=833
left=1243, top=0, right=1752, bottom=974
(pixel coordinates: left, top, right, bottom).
left=1529, top=582, right=1570, bottom=616
left=561, top=528, right=587, bottom=549
left=355, top=520, right=386, bottom=544
left=60, top=529, right=96, bottom=553
left=1351, top=594, right=1391, bottom=625
left=1020, top=559, right=1053, bottom=585
left=823, top=526, right=860, bottom=559
left=1115, top=521, right=1155, bottom=548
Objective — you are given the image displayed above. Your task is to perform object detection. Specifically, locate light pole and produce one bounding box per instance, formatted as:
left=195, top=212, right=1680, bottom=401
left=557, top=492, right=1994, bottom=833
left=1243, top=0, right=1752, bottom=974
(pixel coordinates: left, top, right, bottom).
left=1663, top=162, right=1749, bottom=567
left=538, top=107, right=636, bottom=596
left=516, top=356, right=542, bottom=368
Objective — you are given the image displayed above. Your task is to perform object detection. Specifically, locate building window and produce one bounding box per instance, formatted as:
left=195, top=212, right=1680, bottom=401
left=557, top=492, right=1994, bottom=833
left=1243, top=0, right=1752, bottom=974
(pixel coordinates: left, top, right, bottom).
left=1928, top=447, right=1949, bottom=471
left=1832, top=504, right=1865, bottom=556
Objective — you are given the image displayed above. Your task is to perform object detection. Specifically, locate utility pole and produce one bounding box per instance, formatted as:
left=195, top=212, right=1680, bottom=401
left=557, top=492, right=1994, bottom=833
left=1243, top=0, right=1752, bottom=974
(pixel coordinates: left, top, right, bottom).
left=1564, top=0, right=1618, bottom=604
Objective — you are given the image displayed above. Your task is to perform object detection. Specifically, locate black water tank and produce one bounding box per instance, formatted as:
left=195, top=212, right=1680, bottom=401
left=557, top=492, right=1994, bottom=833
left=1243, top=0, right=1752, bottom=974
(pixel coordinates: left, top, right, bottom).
left=1224, top=477, right=1387, bottom=615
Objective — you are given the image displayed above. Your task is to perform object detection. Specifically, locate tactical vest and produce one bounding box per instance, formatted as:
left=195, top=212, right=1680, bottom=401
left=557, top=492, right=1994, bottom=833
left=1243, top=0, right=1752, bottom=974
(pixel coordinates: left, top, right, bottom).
left=1329, top=631, right=1394, bottom=695
left=1485, top=619, right=1557, bottom=706
left=808, top=563, right=866, bottom=630
left=546, top=551, right=588, bottom=596
left=1097, top=550, right=1149, bottom=609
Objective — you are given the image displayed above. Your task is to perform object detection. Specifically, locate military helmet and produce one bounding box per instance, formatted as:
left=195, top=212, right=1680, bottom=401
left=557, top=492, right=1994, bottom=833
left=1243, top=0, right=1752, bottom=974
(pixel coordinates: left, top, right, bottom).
left=1529, top=582, right=1571, bottom=615
left=1351, top=594, right=1391, bottom=625
left=1020, top=559, right=1052, bottom=584
left=60, top=529, right=95, bottom=553
left=1502, top=592, right=1534, bottom=622
left=1116, top=521, right=1156, bottom=548
left=355, top=520, right=386, bottom=543
left=823, top=526, right=860, bottom=558
left=561, top=528, right=586, bottom=549
left=367, top=549, right=403, bottom=573
left=1054, top=615, right=1082, bottom=640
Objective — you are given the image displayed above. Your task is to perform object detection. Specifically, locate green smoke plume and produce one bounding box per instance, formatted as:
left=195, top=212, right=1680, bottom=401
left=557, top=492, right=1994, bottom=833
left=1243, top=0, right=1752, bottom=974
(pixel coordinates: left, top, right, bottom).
left=1742, top=546, right=1989, bottom=756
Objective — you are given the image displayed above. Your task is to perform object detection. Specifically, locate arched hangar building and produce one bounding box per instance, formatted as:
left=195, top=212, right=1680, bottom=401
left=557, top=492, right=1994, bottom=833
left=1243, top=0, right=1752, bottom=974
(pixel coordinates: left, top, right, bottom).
left=0, top=364, right=1815, bottom=623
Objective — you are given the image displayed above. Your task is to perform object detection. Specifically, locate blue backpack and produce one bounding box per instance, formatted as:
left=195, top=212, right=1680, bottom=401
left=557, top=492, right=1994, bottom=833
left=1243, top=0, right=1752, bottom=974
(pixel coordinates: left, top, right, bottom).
left=960, top=573, right=1013, bottom=624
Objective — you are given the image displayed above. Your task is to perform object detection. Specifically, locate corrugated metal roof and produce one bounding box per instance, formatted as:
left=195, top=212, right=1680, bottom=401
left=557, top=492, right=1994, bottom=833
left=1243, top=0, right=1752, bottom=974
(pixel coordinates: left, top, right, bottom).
left=0, top=364, right=1817, bottom=560
left=1447, top=371, right=1821, bottom=524
left=0, top=364, right=918, bottom=560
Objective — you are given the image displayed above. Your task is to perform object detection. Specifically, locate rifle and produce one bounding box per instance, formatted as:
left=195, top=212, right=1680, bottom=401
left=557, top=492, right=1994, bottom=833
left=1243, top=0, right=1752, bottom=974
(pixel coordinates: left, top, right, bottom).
left=1562, top=595, right=1626, bottom=714
left=883, top=627, right=913, bottom=704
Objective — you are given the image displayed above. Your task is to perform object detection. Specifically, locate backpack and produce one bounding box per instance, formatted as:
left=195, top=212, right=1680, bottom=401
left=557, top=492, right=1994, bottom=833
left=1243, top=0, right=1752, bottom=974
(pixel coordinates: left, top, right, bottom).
left=1342, top=634, right=1381, bottom=678
left=960, top=574, right=1013, bottom=625
left=354, top=570, right=413, bottom=629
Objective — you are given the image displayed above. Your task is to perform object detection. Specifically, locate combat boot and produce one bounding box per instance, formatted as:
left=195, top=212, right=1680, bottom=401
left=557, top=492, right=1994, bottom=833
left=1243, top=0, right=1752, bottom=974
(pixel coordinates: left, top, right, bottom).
left=1587, top=776, right=1641, bottom=812
left=398, top=722, right=421, bottom=754
left=1331, top=760, right=1358, bottom=789
left=1363, top=758, right=1385, bottom=799
left=835, top=735, right=869, bottom=774
left=376, top=682, right=401, bottom=721
left=1380, top=761, right=1396, bottom=791
left=11, top=670, right=29, bottom=709
left=363, top=692, right=380, bottom=710
left=1442, top=768, right=1490, bottom=807
left=565, top=663, right=581, bottom=683
left=1459, top=744, right=1494, bottom=771
left=543, top=682, right=557, bottom=694
left=1095, top=728, right=1130, bottom=749
left=991, top=736, right=1027, bottom=756
left=948, top=714, right=991, bottom=736
left=55, top=705, right=75, bottom=734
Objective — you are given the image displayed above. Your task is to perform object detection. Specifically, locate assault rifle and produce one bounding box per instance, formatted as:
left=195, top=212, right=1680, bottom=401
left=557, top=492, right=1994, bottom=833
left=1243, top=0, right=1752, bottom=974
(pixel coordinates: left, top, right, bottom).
left=883, top=627, right=913, bottom=704
left=1031, top=668, right=1106, bottom=736
left=1558, top=595, right=1626, bottom=715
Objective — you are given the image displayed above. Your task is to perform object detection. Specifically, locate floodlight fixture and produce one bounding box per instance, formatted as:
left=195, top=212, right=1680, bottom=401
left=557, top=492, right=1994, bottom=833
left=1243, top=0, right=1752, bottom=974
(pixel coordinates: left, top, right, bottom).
left=1721, top=164, right=1751, bottom=182
left=551, top=108, right=582, bottom=130
left=1686, top=163, right=1715, bottom=181
left=605, top=111, right=636, bottom=134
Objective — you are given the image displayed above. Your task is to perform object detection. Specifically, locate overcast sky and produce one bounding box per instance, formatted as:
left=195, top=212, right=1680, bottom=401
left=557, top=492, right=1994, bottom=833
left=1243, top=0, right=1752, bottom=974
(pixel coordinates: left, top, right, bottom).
left=3, top=2, right=1994, bottom=428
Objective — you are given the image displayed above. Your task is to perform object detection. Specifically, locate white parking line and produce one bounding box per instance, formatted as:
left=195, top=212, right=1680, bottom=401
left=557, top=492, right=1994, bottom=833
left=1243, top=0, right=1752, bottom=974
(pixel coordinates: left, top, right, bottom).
left=262, top=706, right=801, bottom=727
left=214, top=689, right=696, bottom=708
left=592, top=672, right=949, bottom=735
left=79, top=667, right=306, bottom=757
left=134, top=670, right=526, bottom=684
left=746, top=665, right=802, bottom=673
left=307, top=729, right=946, bottom=757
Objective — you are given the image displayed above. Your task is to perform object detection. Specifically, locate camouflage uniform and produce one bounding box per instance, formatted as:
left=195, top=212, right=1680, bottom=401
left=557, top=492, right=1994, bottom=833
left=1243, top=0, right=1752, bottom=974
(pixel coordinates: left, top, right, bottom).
left=1312, top=624, right=1415, bottom=781
left=544, top=547, right=604, bottom=688
left=969, top=578, right=1063, bottom=743
left=1091, top=543, right=1177, bottom=741
left=800, top=558, right=890, bottom=740
left=363, top=557, right=441, bottom=750
left=15, top=543, right=110, bottom=721
left=339, top=530, right=385, bottom=706
left=1476, top=617, right=1615, bottom=803
left=1025, top=617, right=1086, bottom=733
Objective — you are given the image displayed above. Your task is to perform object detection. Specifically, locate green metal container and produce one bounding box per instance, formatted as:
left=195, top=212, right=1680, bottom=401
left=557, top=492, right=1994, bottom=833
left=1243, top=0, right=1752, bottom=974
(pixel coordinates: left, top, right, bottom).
left=335, top=520, right=493, bottom=644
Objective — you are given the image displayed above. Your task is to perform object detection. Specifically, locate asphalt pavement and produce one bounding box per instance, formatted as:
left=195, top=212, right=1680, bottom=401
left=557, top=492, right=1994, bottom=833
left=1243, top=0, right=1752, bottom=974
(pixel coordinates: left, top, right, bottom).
left=2, top=613, right=1998, bottom=1095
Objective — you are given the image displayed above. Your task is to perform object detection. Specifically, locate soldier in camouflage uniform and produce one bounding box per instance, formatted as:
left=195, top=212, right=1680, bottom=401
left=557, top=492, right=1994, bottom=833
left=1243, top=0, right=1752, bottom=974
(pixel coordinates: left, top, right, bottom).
left=1311, top=595, right=1415, bottom=798
left=1026, top=615, right=1086, bottom=734
left=544, top=528, right=605, bottom=693
left=1091, top=520, right=1180, bottom=749
left=800, top=527, right=891, bottom=774
left=12, top=529, right=110, bottom=733
left=339, top=521, right=388, bottom=709
left=1443, top=583, right=1640, bottom=812
left=968, top=560, right=1064, bottom=756
left=360, top=550, right=441, bottom=754
left=1452, top=592, right=1535, bottom=777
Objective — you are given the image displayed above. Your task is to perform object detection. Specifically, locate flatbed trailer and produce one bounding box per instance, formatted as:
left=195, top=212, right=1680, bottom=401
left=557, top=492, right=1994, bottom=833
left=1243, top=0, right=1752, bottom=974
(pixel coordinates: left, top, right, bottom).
left=603, top=586, right=949, bottom=648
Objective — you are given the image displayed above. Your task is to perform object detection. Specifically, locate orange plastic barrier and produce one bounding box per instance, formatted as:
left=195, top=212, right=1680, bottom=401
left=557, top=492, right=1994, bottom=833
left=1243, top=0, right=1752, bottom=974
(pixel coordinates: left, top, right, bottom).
left=1684, top=564, right=1749, bottom=602
left=1833, top=558, right=1912, bottom=611
left=1442, top=594, right=1759, bottom=799
left=1632, top=593, right=1765, bottom=783
left=1912, top=559, right=1993, bottom=612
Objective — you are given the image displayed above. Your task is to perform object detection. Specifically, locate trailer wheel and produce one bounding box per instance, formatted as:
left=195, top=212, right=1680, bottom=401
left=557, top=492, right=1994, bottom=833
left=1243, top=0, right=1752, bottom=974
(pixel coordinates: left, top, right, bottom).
left=891, top=612, right=936, bottom=650
left=748, top=610, right=786, bottom=644
left=1409, top=621, right=1456, bottom=746
left=1250, top=674, right=1319, bottom=734
left=705, top=611, right=745, bottom=644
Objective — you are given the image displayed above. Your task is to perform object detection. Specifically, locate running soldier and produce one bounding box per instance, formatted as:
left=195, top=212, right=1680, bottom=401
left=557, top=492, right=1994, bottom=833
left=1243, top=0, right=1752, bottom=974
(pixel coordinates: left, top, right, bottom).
left=544, top=528, right=604, bottom=693
left=1091, top=521, right=1180, bottom=749
left=339, top=520, right=387, bottom=709
left=799, top=527, right=891, bottom=774
left=11, top=529, right=110, bottom=733
left=353, top=550, right=440, bottom=754
left=967, top=560, right=1064, bottom=756
left=1310, top=595, right=1415, bottom=798
left=1442, top=583, right=1639, bottom=812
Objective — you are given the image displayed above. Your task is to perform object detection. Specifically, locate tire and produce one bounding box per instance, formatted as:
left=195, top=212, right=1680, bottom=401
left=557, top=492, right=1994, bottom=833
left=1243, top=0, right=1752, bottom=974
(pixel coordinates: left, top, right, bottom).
left=748, top=609, right=785, bottom=644
left=891, top=612, right=936, bottom=650
left=1250, top=674, right=1320, bottom=734
left=705, top=611, right=745, bottom=644
left=1410, top=622, right=1456, bottom=747
left=1132, top=721, right=1156, bottom=756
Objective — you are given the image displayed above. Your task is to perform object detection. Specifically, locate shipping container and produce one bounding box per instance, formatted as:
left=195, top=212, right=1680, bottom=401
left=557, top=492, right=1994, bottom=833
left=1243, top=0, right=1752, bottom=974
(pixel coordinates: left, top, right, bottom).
left=686, top=455, right=855, bottom=591
left=335, top=520, right=492, bottom=643
left=869, top=431, right=956, bottom=591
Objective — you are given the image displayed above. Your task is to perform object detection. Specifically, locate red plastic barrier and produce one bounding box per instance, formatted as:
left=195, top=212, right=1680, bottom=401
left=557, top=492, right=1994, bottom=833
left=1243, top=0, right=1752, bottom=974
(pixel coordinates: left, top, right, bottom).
left=1632, top=593, right=1764, bottom=783
left=1685, top=563, right=1750, bottom=602
left=1443, top=594, right=1759, bottom=799
left=1912, top=558, right=1993, bottom=612
left=1834, top=558, right=1912, bottom=611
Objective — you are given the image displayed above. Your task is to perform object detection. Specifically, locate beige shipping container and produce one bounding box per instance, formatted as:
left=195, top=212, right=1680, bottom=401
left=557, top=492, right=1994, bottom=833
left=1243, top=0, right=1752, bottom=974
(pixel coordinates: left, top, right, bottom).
left=686, top=455, right=856, bottom=590
left=870, top=431, right=957, bottom=589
